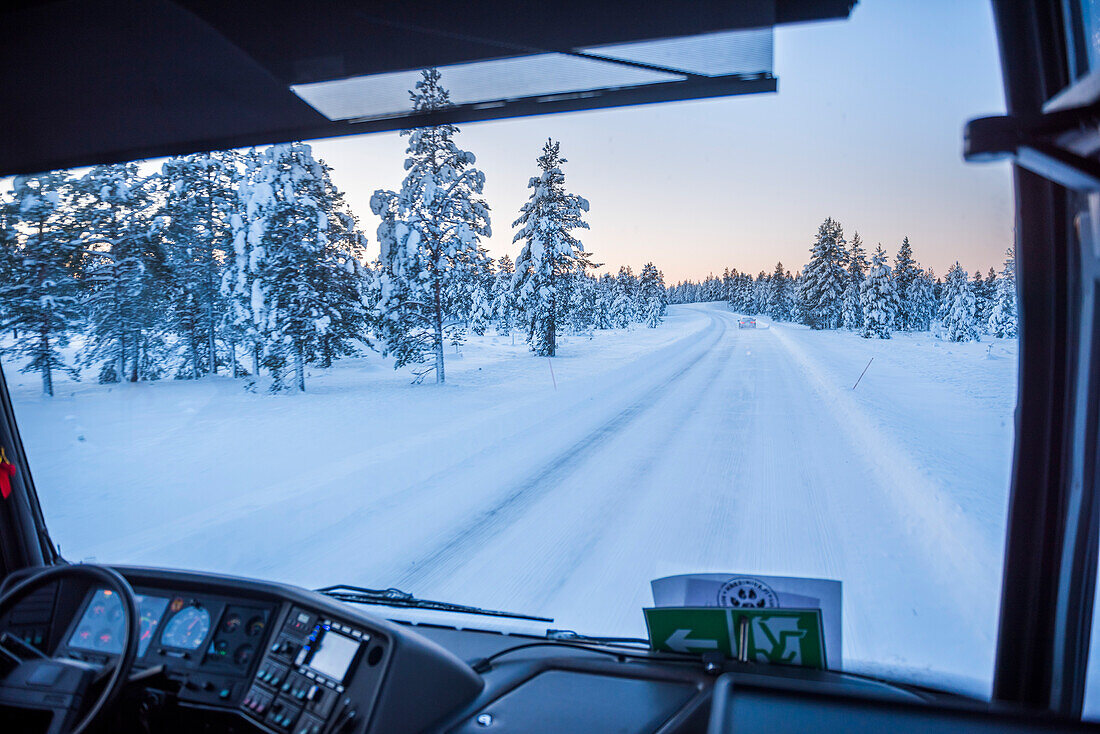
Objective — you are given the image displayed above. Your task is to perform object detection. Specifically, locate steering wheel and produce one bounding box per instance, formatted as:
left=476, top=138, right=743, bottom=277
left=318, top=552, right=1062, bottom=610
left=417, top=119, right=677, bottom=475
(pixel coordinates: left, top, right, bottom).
left=0, top=564, right=139, bottom=734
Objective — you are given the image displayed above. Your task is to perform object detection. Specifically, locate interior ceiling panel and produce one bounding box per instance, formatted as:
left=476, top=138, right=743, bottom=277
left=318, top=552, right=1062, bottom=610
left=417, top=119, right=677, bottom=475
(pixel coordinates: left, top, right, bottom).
left=0, top=0, right=854, bottom=176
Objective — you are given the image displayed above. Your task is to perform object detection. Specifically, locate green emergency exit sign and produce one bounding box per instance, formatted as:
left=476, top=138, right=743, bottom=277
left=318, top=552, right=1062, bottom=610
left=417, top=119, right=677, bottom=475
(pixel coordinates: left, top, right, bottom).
left=644, top=607, right=826, bottom=669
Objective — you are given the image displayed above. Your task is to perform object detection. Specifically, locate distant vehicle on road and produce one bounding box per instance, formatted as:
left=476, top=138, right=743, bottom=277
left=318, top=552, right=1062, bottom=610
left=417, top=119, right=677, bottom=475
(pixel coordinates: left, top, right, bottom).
left=739, top=317, right=757, bottom=329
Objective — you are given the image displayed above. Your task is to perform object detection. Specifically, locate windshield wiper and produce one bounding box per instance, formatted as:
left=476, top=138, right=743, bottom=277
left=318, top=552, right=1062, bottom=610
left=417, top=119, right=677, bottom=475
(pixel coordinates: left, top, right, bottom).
left=314, top=584, right=554, bottom=623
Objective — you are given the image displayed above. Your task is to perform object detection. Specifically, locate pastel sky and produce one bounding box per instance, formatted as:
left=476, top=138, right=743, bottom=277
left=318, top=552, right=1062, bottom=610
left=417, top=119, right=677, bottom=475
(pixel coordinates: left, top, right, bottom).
left=315, top=2, right=1014, bottom=284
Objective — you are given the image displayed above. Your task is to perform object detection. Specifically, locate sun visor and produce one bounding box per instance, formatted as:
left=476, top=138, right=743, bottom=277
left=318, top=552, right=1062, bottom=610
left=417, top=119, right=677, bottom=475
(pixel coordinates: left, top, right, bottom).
left=0, top=0, right=853, bottom=176
left=292, top=28, right=774, bottom=124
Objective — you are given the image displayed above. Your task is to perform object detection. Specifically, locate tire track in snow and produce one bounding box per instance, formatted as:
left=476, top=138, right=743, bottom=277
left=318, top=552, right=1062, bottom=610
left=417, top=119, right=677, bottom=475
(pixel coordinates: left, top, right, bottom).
left=766, top=322, right=999, bottom=631
left=518, top=311, right=748, bottom=622
left=404, top=311, right=742, bottom=600
left=269, top=307, right=727, bottom=562
left=392, top=312, right=731, bottom=590
left=84, top=308, right=720, bottom=564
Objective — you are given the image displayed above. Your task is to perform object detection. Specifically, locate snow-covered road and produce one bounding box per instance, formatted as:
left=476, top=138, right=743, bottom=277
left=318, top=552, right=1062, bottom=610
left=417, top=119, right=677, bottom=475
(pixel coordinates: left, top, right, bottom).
left=17, top=303, right=1016, bottom=694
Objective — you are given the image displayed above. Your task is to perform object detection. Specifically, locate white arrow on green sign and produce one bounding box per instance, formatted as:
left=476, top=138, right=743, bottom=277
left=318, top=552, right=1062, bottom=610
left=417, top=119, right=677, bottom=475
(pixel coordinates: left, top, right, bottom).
left=643, top=607, right=826, bottom=669
left=664, top=627, right=720, bottom=653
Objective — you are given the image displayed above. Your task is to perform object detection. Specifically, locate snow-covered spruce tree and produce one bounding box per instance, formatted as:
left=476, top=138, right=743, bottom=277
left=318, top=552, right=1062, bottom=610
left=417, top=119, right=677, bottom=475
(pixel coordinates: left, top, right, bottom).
left=800, top=217, right=848, bottom=329
left=892, top=236, right=920, bottom=331
left=765, top=262, right=791, bottom=321
left=750, top=271, right=767, bottom=314
left=569, top=273, right=600, bottom=333
left=491, top=253, right=515, bottom=335
left=468, top=273, right=492, bottom=336
left=730, top=272, right=754, bottom=313
left=904, top=271, right=936, bottom=332
left=569, top=252, right=601, bottom=332
left=221, top=148, right=269, bottom=377
left=714, top=275, right=725, bottom=301
left=76, top=163, right=170, bottom=383
left=616, top=265, right=641, bottom=323
left=609, top=271, right=635, bottom=328
left=721, top=267, right=735, bottom=302
left=940, top=262, right=980, bottom=342
left=971, top=269, right=989, bottom=334
left=669, top=280, right=687, bottom=305
left=787, top=272, right=804, bottom=323
left=0, top=173, right=83, bottom=396
left=451, top=244, right=492, bottom=331
left=980, top=266, right=998, bottom=326
left=595, top=273, right=615, bottom=329
left=859, top=245, right=898, bottom=339
left=720, top=269, right=736, bottom=304
left=371, top=69, right=491, bottom=383
left=313, top=171, right=371, bottom=369
left=228, top=143, right=367, bottom=391
left=158, top=151, right=241, bottom=378
left=512, top=139, right=590, bottom=356
left=841, top=279, right=861, bottom=331
left=988, top=246, right=1018, bottom=338
left=722, top=275, right=735, bottom=310
left=842, top=232, right=868, bottom=330
left=639, top=261, right=666, bottom=327
left=848, top=231, right=869, bottom=278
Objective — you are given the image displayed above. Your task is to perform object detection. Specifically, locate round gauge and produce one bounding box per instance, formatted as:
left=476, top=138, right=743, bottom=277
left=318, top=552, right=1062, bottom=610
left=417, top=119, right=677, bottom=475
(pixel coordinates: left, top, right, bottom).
left=234, top=644, right=254, bottom=665
left=139, top=609, right=159, bottom=648
left=245, top=616, right=265, bottom=637
left=74, top=626, right=94, bottom=646
left=160, top=605, right=211, bottom=650
left=95, top=629, right=114, bottom=650
left=221, top=613, right=242, bottom=634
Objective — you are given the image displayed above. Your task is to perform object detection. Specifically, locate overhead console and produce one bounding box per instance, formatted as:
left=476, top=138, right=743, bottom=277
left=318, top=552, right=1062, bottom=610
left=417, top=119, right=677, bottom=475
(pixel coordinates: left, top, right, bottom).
left=45, top=567, right=483, bottom=734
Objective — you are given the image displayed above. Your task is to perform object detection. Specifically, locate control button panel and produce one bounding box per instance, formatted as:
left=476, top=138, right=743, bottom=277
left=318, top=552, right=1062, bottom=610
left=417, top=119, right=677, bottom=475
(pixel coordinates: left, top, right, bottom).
left=265, top=697, right=303, bottom=731
left=294, top=713, right=326, bottom=734
left=242, top=607, right=370, bottom=732
left=242, top=686, right=274, bottom=717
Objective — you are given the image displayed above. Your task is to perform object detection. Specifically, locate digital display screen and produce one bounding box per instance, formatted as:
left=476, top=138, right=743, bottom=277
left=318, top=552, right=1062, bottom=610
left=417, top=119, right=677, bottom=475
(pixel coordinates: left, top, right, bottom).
left=68, top=588, right=169, bottom=656
left=306, top=629, right=360, bottom=682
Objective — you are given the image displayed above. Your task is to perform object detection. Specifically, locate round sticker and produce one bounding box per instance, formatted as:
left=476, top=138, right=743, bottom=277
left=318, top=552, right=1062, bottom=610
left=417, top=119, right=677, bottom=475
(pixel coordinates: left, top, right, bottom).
left=717, top=578, right=779, bottom=608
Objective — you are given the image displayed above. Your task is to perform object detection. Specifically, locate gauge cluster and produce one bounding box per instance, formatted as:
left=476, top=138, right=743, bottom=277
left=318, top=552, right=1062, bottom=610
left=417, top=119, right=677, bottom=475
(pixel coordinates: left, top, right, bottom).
left=35, top=567, right=484, bottom=734
left=67, top=588, right=170, bottom=656
left=205, top=604, right=268, bottom=670
left=60, top=586, right=277, bottom=708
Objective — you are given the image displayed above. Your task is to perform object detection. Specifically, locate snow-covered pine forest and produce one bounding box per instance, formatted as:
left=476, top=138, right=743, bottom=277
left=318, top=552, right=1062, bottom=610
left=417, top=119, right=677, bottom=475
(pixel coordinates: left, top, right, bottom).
left=669, top=219, right=1018, bottom=342
left=0, top=70, right=670, bottom=395
left=0, top=69, right=1016, bottom=398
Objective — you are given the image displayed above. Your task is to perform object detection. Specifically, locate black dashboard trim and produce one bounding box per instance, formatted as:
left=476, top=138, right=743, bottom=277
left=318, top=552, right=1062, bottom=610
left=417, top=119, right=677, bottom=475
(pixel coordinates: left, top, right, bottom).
left=5, top=564, right=485, bottom=734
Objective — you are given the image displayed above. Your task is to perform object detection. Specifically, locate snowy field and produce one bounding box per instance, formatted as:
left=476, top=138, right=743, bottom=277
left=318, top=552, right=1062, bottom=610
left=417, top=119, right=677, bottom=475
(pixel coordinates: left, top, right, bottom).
left=6, top=302, right=1018, bottom=696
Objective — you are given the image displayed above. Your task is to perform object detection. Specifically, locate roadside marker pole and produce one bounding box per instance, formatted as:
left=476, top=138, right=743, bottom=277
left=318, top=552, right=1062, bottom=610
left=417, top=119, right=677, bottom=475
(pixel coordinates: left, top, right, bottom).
left=548, top=358, right=557, bottom=390
left=852, top=357, right=874, bottom=390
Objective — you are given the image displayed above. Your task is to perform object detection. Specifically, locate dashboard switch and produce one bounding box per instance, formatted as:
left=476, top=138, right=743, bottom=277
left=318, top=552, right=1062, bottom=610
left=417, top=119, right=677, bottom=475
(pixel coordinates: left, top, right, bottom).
left=271, top=639, right=300, bottom=658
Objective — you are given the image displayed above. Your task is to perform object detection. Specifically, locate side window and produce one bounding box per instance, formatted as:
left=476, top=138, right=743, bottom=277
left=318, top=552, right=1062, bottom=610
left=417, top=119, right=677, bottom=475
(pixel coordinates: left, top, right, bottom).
left=1087, top=554, right=1100, bottom=719
left=1067, top=1, right=1100, bottom=719
left=1067, top=0, right=1100, bottom=79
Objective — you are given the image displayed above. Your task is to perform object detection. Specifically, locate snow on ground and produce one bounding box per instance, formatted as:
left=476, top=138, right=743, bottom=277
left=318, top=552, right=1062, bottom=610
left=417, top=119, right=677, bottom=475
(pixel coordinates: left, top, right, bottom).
left=5, top=302, right=1017, bottom=697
